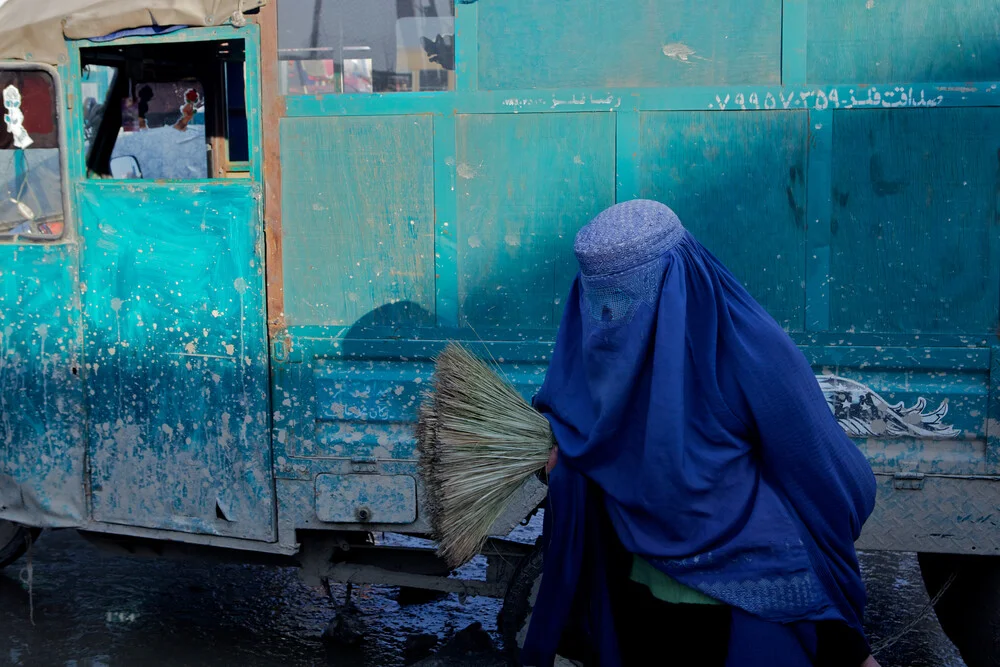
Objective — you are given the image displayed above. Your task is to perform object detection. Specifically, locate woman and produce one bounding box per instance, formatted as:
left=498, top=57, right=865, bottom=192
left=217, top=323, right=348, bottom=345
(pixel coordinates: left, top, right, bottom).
left=522, top=200, right=879, bottom=667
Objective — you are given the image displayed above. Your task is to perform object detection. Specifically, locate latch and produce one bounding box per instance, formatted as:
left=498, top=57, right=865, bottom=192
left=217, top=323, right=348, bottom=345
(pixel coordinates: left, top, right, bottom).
left=893, top=472, right=925, bottom=491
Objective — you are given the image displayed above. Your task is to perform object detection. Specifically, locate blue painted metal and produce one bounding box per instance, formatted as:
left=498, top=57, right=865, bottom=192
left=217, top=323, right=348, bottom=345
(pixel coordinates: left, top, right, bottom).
left=615, top=111, right=640, bottom=203
left=781, top=0, right=808, bottom=85
left=271, top=352, right=549, bottom=488
left=477, top=0, right=782, bottom=90
left=308, top=359, right=431, bottom=461
left=807, top=0, right=1000, bottom=84
left=805, top=109, right=834, bottom=331
left=433, top=114, right=459, bottom=328
left=279, top=115, right=436, bottom=328
left=455, top=113, right=615, bottom=330
left=637, top=110, right=808, bottom=329
left=12, top=150, right=25, bottom=196
left=63, top=49, right=87, bottom=184
left=0, top=244, right=86, bottom=527
left=315, top=474, right=416, bottom=524
left=78, top=181, right=273, bottom=539
left=273, top=329, right=989, bottom=481
left=829, top=108, right=1000, bottom=334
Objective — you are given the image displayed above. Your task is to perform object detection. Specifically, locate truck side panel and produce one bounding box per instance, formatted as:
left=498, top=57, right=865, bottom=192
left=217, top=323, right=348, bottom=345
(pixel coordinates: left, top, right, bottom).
left=271, top=0, right=1000, bottom=554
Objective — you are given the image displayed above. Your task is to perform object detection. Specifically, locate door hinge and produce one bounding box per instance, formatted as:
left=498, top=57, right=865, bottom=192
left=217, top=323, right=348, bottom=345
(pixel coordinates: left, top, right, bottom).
left=351, top=458, right=378, bottom=474
left=893, top=472, right=925, bottom=491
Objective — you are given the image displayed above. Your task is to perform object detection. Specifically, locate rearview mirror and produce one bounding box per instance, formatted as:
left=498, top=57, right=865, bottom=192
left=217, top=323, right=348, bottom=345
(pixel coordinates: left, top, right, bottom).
left=110, top=155, right=141, bottom=179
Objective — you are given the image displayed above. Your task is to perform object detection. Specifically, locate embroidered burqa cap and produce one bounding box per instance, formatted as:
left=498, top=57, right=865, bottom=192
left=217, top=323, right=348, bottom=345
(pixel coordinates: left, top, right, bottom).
left=574, top=199, right=685, bottom=277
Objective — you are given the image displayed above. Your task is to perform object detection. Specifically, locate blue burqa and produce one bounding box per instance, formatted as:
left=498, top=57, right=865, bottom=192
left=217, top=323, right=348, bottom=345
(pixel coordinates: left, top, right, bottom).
left=521, top=200, right=877, bottom=666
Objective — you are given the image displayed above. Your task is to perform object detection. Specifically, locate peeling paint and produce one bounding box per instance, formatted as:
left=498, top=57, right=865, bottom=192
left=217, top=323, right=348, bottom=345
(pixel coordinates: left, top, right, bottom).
left=661, top=42, right=702, bottom=63
left=457, top=163, right=476, bottom=179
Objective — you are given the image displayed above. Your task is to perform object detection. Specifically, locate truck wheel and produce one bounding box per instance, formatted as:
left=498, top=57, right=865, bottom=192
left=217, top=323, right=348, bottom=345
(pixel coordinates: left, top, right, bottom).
left=0, top=520, right=38, bottom=570
left=498, top=544, right=583, bottom=667
left=918, top=552, right=1000, bottom=667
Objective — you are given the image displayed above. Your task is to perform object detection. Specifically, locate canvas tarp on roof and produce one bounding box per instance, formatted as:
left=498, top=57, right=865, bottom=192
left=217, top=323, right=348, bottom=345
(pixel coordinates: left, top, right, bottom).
left=0, top=0, right=267, bottom=65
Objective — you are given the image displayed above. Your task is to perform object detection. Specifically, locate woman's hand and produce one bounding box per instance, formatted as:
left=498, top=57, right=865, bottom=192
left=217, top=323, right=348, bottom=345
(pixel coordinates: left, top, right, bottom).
left=861, top=656, right=881, bottom=667
left=545, top=446, right=559, bottom=474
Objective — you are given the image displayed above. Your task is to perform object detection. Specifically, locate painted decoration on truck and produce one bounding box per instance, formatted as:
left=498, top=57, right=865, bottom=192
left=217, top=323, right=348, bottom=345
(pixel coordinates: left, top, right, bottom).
left=817, top=376, right=960, bottom=440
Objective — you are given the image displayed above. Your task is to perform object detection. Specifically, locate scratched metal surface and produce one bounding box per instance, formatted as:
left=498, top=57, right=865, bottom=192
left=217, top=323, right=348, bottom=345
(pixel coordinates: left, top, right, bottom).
left=279, top=115, right=437, bottom=328
left=455, top=112, right=615, bottom=330
left=0, top=527, right=966, bottom=667
left=638, top=109, right=809, bottom=328
left=271, top=352, right=549, bottom=534
left=829, top=108, right=1000, bottom=335
left=806, top=0, right=1000, bottom=84
left=477, top=0, right=783, bottom=89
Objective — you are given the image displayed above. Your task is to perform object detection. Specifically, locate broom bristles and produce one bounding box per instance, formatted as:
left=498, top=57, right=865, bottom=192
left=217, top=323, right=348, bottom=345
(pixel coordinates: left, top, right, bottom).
left=417, top=343, right=554, bottom=568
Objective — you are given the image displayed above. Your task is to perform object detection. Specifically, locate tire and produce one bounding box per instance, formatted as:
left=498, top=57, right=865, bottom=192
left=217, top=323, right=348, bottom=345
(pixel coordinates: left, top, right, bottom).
left=498, top=544, right=583, bottom=667
left=0, top=520, right=38, bottom=570
left=918, top=552, right=1000, bottom=667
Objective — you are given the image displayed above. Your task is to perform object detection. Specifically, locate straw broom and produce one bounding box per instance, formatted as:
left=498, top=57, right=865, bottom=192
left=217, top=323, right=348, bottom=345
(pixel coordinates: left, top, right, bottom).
left=418, top=343, right=554, bottom=568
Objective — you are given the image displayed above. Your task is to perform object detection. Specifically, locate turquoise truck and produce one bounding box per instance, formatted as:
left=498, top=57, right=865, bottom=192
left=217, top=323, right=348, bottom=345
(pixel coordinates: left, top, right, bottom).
left=0, top=1, right=997, bottom=664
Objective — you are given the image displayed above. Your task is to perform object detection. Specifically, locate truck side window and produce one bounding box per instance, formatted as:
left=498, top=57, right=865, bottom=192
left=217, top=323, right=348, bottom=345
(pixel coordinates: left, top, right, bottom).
left=82, top=40, right=249, bottom=181
left=278, top=0, right=456, bottom=95
left=0, top=68, right=64, bottom=240
left=111, top=80, right=209, bottom=180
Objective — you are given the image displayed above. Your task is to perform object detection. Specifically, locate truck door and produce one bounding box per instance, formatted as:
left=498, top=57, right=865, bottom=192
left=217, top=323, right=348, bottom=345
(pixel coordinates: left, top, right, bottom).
left=0, top=63, right=86, bottom=528
left=76, top=29, right=274, bottom=541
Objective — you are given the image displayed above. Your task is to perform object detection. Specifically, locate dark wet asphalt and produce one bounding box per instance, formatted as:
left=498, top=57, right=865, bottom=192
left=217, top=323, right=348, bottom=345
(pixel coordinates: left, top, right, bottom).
left=0, top=521, right=966, bottom=667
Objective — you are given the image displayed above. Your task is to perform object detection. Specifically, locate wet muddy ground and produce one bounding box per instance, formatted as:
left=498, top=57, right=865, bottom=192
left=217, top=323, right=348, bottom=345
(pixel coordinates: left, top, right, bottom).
left=0, top=521, right=966, bottom=667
